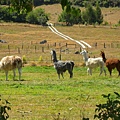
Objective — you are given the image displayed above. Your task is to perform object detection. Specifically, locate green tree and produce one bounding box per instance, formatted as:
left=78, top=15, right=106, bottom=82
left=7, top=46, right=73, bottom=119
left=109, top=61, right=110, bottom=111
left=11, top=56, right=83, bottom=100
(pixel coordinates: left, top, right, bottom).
left=26, top=8, right=49, bottom=25
left=82, top=4, right=103, bottom=25
left=58, top=7, right=81, bottom=26
left=95, top=3, right=103, bottom=24
left=11, top=0, right=33, bottom=14
left=60, top=0, right=68, bottom=10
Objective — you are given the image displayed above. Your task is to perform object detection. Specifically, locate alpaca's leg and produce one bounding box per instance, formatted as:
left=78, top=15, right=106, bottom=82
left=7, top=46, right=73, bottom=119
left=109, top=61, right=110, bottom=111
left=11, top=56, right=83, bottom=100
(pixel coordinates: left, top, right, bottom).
left=88, top=68, right=92, bottom=75
left=108, top=67, right=112, bottom=76
left=87, top=68, right=89, bottom=75
left=104, top=69, right=106, bottom=76
left=99, top=67, right=103, bottom=76
left=57, top=71, right=61, bottom=79
left=90, top=69, right=92, bottom=75
left=5, top=71, right=8, bottom=81
left=18, top=68, right=22, bottom=80
left=68, top=70, right=73, bottom=78
left=99, top=67, right=105, bottom=76
left=13, top=69, right=16, bottom=80
left=58, top=74, right=60, bottom=79
left=116, top=66, right=120, bottom=76
left=61, top=73, right=64, bottom=79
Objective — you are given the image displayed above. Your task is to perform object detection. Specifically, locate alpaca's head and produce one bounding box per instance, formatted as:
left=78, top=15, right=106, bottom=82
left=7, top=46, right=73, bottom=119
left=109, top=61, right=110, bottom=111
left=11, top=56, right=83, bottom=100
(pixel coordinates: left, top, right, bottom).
left=80, top=49, right=87, bottom=56
left=51, top=49, right=56, bottom=55
left=100, top=51, right=106, bottom=62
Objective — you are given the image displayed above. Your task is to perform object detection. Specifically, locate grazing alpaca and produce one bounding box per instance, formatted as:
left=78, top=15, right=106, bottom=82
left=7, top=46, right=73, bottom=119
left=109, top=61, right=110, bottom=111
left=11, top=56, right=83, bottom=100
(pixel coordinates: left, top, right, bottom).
left=0, top=55, right=22, bottom=80
left=100, top=51, right=120, bottom=76
left=51, top=50, right=74, bottom=79
left=80, top=49, right=106, bottom=76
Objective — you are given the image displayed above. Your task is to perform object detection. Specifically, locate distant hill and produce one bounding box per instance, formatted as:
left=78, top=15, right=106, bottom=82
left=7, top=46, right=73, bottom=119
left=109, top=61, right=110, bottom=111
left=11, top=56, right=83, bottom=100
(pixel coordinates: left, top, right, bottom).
left=39, top=4, right=120, bottom=25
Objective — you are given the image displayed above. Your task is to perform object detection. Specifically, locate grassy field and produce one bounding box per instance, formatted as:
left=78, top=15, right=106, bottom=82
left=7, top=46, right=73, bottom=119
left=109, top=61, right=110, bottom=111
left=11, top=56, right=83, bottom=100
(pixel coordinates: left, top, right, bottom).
left=0, top=4, right=120, bottom=120
left=0, top=66, right=120, bottom=120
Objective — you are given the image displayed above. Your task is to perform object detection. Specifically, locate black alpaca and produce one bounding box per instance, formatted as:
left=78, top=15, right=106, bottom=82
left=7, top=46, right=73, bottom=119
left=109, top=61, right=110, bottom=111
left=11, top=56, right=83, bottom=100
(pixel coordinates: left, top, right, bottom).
left=51, top=50, right=74, bottom=79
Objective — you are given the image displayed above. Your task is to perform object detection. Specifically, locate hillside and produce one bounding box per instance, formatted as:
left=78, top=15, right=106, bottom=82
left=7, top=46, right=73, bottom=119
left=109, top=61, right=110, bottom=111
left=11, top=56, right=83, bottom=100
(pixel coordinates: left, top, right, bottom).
left=40, top=4, right=120, bottom=24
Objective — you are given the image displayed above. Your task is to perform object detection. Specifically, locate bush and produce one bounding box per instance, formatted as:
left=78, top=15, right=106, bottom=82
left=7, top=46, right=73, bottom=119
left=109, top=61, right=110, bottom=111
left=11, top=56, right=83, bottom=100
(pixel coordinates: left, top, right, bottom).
left=22, top=55, right=27, bottom=64
left=26, top=8, right=49, bottom=25
left=58, top=7, right=81, bottom=26
left=0, top=6, right=10, bottom=21
left=94, top=92, right=120, bottom=120
left=0, top=6, right=26, bottom=22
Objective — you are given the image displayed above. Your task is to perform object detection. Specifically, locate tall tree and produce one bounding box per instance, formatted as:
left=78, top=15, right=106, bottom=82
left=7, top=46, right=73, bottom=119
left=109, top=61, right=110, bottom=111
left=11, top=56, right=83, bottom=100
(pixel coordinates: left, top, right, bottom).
left=95, top=3, right=103, bottom=24
left=60, top=0, right=68, bottom=10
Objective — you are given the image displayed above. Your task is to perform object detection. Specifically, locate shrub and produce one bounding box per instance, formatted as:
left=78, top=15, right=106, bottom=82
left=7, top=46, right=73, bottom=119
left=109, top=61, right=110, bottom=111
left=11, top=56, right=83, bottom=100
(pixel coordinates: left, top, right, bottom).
left=58, top=7, right=81, bottom=26
left=94, top=92, right=120, bottom=120
left=26, top=8, right=49, bottom=25
left=38, top=56, right=43, bottom=63
left=22, top=55, right=27, bottom=64
left=0, top=96, right=11, bottom=120
left=0, top=6, right=10, bottom=21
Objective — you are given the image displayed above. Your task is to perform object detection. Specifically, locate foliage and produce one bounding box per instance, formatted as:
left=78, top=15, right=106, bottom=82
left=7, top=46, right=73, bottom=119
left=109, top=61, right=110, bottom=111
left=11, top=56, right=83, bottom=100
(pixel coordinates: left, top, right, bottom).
left=58, top=6, right=81, bottom=25
left=10, top=0, right=33, bottom=14
left=81, top=4, right=103, bottom=25
left=0, top=6, right=26, bottom=22
left=60, top=0, right=69, bottom=10
left=82, top=4, right=96, bottom=25
left=22, top=55, right=27, bottom=64
left=59, top=2, right=103, bottom=25
left=0, top=96, right=11, bottom=120
left=95, top=3, right=103, bottom=24
left=72, top=0, right=120, bottom=7
left=0, top=6, right=9, bottom=22
left=26, top=8, right=49, bottom=25
left=1, top=0, right=120, bottom=7
left=94, top=92, right=120, bottom=120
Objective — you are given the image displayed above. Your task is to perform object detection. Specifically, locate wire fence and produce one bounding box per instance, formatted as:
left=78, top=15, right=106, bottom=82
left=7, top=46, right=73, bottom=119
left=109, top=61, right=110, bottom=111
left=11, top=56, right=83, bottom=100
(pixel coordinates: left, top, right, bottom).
left=0, top=41, right=120, bottom=57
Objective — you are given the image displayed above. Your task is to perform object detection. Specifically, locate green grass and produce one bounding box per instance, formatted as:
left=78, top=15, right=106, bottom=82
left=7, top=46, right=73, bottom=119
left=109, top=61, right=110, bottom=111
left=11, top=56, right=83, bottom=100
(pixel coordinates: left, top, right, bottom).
left=0, top=66, right=120, bottom=120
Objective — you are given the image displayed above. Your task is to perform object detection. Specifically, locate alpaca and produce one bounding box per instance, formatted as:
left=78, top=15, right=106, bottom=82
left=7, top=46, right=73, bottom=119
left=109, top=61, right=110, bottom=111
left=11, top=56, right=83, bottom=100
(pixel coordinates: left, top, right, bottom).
left=100, top=51, right=120, bottom=76
left=80, top=49, right=106, bottom=76
left=51, top=50, right=74, bottom=79
left=0, top=55, right=22, bottom=80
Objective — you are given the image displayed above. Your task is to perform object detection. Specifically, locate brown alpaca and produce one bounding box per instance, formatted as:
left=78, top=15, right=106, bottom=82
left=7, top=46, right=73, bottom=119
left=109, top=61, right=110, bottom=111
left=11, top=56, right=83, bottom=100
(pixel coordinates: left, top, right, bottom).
left=100, top=51, right=120, bottom=76
left=0, top=55, right=23, bottom=80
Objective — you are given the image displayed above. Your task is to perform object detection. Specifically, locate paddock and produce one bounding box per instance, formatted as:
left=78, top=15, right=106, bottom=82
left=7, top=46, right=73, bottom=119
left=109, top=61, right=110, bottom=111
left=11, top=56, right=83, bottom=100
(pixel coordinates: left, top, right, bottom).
left=0, top=22, right=120, bottom=119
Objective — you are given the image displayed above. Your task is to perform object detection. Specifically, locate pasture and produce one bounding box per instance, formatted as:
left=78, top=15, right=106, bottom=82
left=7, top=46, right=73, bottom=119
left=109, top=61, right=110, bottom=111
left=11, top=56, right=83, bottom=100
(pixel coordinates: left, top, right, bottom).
left=0, top=4, right=120, bottom=120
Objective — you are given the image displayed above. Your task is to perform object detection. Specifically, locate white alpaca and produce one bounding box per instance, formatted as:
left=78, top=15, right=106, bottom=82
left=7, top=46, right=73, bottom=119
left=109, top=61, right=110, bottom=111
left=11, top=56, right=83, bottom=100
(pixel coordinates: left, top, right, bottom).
left=80, top=49, right=106, bottom=76
left=0, top=55, right=22, bottom=80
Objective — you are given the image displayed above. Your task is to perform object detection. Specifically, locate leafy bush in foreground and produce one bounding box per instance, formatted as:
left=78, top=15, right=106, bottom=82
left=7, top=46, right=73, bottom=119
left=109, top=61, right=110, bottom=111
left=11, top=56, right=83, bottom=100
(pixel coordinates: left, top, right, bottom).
left=94, top=92, right=120, bottom=120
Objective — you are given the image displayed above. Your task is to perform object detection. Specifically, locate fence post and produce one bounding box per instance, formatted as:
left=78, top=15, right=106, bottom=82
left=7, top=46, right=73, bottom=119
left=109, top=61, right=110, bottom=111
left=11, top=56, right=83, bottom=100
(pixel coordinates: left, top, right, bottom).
left=35, top=46, right=36, bottom=53
left=8, top=45, right=10, bottom=54
left=104, top=43, right=106, bottom=48
left=59, top=48, right=61, bottom=60
left=22, top=44, right=23, bottom=49
left=54, top=42, right=56, bottom=47
left=18, top=47, right=20, bottom=54
left=66, top=43, right=67, bottom=47
left=42, top=47, right=44, bottom=52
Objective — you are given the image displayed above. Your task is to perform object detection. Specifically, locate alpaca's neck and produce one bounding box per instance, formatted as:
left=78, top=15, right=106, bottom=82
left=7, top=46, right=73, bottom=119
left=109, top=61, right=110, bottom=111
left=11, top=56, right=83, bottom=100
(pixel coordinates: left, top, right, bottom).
left=82, top=54, right=89, bottom=62
left=52, top=53, right=58, bottom=62
left=101, top=53, right=107, bottom=62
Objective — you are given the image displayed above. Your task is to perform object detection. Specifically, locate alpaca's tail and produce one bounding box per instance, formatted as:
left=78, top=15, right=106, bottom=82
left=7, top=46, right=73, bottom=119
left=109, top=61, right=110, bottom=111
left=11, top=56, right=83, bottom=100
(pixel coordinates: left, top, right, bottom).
left=70, top=61, right=74, bottom=70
